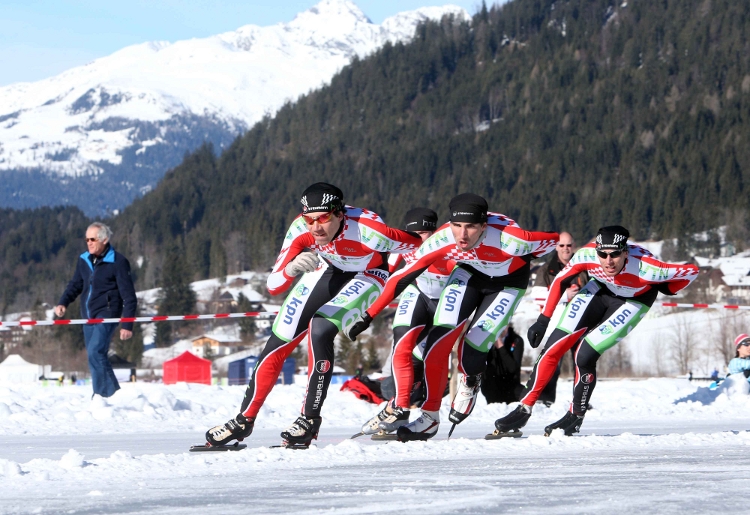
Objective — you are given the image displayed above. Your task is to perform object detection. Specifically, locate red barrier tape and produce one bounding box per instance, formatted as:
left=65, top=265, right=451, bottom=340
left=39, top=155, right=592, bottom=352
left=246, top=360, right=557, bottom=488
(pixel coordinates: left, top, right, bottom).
left=532, top=299, right=750, bottom=310
left=2, top=301, right=747, bottom=329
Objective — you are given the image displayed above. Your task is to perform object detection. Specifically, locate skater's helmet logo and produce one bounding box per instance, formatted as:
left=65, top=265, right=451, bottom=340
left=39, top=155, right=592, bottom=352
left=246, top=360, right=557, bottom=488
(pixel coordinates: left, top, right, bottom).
left=315, top=360, right=331, bottom=374
left=581, top=373, right=594, bottom=384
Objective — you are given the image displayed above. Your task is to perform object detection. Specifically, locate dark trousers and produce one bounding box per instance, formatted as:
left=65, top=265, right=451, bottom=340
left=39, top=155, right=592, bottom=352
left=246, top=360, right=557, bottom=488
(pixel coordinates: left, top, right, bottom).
left=83, top=323, right=120, bottom=397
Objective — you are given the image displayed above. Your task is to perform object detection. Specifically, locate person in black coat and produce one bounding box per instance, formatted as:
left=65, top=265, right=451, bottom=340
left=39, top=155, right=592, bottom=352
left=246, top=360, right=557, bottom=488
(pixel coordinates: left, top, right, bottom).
left=481, top=325, right=525, bottom=404
left=55, top=222, right=137, bottom=399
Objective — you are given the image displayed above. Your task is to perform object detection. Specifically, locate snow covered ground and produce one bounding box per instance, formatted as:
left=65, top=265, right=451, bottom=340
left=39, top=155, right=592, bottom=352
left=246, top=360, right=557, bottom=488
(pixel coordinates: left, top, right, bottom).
left=1, top=375, right=749, bottom=514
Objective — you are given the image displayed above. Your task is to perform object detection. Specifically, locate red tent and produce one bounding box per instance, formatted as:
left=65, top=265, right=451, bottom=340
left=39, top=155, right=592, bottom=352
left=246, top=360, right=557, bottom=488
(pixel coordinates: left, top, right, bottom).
left=163, top=351, right=212, bottom=385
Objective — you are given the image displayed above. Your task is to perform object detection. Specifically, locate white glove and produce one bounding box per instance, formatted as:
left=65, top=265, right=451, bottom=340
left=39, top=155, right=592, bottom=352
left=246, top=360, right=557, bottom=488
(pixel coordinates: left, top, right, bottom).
left=284, top=252, right=320, bottom=277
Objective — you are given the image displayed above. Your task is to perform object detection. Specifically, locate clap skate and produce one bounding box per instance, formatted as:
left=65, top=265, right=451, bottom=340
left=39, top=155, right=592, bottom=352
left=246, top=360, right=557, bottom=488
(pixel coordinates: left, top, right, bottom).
left=448, top=374, right=481, bottom=437
left=544, top=411, right=584, bottom=436
left=280, top=415, right=322, bottom=449
left=396, top=410, right=439, bottom=442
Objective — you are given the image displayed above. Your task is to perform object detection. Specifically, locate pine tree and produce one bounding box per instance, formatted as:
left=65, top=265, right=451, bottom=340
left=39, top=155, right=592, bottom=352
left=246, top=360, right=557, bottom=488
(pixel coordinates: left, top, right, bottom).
left=155, top=245, right=197, bottom=347
left=236, top=292, right=257, bottom=342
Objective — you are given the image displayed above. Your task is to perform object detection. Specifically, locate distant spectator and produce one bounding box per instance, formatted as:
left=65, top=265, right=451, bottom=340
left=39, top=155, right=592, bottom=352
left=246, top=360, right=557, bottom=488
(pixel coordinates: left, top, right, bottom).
left=55, top=222, right=137, bottom=400
left=534, top=232, right=588, bottom=301
left=481, top=325, right=525, bottom=404
left=711, top=368, right=720, bottom=381
left=727, top=334, right=750, bottom=383
left=532, top=232, right=589, bottom=405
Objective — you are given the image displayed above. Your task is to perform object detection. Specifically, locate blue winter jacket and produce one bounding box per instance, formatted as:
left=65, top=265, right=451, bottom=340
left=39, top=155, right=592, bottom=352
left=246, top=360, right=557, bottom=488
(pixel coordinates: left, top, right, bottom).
left=58, top=246, right=137, bottom=330
left=728, top=357, right=750, bottom=382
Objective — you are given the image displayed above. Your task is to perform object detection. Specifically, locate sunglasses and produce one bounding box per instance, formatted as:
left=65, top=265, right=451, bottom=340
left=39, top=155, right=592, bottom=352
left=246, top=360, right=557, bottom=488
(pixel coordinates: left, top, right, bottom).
left=302, top=212, right=335, bottom=225
left=596, top=249, right=624, bottom=259
left=740, top=341, right=750, bottom=348
left=85, top=238, right=99, bottom=242
left=558, top=244, right=573, bottom=248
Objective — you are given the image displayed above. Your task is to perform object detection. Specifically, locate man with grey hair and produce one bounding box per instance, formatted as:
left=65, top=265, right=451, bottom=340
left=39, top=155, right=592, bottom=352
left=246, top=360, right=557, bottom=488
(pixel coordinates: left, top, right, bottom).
left=55, top=222, right=137, bottom=399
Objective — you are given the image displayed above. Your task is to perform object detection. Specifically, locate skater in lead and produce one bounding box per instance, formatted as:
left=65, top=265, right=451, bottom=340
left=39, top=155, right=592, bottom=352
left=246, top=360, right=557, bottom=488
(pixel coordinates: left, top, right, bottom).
left=493, top=225, right=699, bottom=438
left=346, top=193, right=558, bottom=440
left=356, top=207, right=455, bottom=439
left=205, top=183, right=421, bottom=448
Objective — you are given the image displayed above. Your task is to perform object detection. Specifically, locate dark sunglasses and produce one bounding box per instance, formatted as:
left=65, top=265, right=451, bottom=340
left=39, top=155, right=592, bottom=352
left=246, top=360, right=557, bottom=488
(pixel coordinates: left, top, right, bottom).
left=85, top=237, right=99, bottom=242
left=596, top=249, right=624, bottom=259
left=740, top=341, right=750, bottom=348
left=558, top=244, right=573, bottom=248
left=302, top=212, right=334, bottom=225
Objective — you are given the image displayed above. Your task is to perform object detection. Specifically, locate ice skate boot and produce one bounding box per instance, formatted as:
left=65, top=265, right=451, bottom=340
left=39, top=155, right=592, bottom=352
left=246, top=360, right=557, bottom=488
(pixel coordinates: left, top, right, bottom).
left=494, top=404, right=532, bottom=432
left=447, top=374, right=481, bottom=436
left=544, top=411, right=584, bottom=436
left=352, top=401, right=399, bottom=438
left=371, top=405, right=410, bottom=440
left=378, top=405, right=410, bottom=432
left=205, top=414, right=254, bottom=446
left=280, top=415, right=322, bottom=448
left=396, top=410, right=439, bottom=442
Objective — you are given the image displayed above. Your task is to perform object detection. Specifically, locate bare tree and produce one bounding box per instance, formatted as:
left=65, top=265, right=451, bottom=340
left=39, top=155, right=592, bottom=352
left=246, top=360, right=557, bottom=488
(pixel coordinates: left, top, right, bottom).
left=488, top=88, right=504, bottom=121
left=598, top=342, right=633, bottom=377
left=651, top=338, right=667, bottom=376
left=668, top=314, right=700, bottom=375
left=224, top=231, right=247, bottom=275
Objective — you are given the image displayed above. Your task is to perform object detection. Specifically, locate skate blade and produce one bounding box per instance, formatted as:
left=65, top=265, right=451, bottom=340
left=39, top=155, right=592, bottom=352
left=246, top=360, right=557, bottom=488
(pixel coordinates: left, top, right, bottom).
left=371, top=432, right=398, bottom=441
left=396, top=430, right=436, bottom=442
left=271, top=440, right=313, bottom=450
left=190, top=442, right=247, bottom=452
left=484, top=429, right=523, bottom=440
left=447, top=423, right=457, bottom=438
left=350, top=431, right=366, bottom=439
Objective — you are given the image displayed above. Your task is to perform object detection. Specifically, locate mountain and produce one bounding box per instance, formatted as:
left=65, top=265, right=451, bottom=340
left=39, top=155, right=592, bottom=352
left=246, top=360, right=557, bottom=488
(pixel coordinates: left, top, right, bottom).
left=0, top=0, right=468, bottom=215
left=4, top=0, right=750, bottom=316
left=106, top=0, right=749, bottom=283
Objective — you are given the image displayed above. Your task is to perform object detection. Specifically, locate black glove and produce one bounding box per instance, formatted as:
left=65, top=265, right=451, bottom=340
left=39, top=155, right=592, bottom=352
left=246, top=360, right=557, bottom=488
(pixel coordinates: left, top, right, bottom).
left=527, top=315, right=550, bottom=348
left=656, top=283, right=676, bottom=296
left=344, top=312, right=372, bottom=341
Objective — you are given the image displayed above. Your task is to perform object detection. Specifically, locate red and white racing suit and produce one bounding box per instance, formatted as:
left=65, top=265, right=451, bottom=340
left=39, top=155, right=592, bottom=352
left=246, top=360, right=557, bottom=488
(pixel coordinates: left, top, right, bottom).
left=386, top=250, right=455, bottom=409
left=365, top=214, right=558, bottom=412
left=520, top=243, right=699, bottom=414
left=239, top=207, right=420, bottom=419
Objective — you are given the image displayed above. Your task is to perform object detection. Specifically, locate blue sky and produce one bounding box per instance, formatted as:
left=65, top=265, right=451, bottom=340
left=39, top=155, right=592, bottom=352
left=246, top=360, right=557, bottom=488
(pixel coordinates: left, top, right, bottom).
left=0, top=0, right=483, bottom=87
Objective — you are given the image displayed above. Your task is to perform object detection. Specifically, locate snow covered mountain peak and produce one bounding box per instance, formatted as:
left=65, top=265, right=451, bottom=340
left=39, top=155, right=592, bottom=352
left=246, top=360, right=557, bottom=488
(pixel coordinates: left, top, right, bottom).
left=0, top=2, right=468, bottom=214
left=292, top=0, right=373, bottom=26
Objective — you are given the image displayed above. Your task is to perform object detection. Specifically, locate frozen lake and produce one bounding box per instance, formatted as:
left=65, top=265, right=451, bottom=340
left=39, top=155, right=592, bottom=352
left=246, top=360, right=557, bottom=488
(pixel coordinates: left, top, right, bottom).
left=1, top=378, right=749, bottom=514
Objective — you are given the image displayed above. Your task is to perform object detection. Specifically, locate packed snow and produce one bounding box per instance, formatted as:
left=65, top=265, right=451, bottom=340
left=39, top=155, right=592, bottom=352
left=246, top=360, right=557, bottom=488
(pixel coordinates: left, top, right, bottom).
left=0, top=374, right=749, bottom=513
left=0, top=0, right=468, bottom=177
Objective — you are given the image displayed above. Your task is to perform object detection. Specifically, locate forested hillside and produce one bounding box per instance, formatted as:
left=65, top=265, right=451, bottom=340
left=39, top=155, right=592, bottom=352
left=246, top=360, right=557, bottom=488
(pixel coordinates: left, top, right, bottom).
left=3, top=0, right=750, bottom=313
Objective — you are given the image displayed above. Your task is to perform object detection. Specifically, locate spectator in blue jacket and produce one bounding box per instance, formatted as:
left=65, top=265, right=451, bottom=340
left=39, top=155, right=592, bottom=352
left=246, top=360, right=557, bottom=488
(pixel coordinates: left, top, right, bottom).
left=55, top=222, right=137, bottom=399
left=728, top=333, right=750, bottom=383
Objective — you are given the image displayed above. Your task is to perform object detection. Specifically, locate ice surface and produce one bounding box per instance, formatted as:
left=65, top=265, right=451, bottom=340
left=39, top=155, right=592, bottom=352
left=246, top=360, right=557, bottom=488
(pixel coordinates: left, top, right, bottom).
left=0, top=376, right=748, bottom=513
